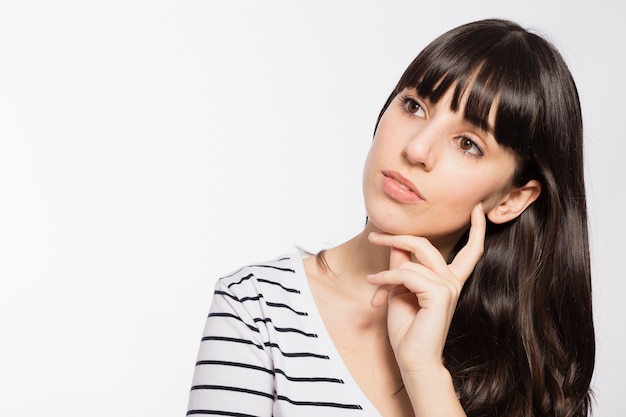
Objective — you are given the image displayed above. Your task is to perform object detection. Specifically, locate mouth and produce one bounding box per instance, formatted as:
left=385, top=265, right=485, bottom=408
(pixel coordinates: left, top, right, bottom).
left=381, top=170, right=425, bottom=203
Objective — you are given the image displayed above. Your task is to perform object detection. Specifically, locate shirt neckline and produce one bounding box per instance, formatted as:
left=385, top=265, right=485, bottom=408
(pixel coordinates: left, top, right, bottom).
left=291, top=251, right=384, bottom=416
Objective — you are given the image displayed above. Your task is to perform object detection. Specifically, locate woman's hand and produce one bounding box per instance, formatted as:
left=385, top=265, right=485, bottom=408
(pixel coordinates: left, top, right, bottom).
left=366, top=203, right=486, bottom=373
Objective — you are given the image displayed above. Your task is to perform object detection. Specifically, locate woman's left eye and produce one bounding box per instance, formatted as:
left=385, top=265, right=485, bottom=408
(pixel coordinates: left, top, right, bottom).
left=457, top=136, right=483, bottom=157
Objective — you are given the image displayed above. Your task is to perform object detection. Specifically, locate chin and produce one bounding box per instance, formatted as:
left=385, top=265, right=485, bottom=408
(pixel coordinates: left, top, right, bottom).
left=366, top=208, right=469, bottom=250
left=365, top=209, right=420, bottom=236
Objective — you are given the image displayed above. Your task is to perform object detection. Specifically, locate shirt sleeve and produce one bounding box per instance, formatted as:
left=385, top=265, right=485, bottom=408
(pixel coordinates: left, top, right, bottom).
left=186, top=278, right=275, bottom=417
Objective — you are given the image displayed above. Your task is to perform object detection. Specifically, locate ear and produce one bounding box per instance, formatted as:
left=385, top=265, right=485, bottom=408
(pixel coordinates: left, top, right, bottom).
left=487, top=180, right=542, bottom=224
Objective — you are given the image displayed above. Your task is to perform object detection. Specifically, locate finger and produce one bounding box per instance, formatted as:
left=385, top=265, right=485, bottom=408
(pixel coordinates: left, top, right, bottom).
left=368, top=260, right=438, bottom=307
left=369, top=284, right=394, bottom=307
left=389, top=247, right=411, bottom=270
left=368, top=268, right=453, bottom=297
left=368, top=232, right=447, bottom=272
left=449, top=203, right=486, bottom=281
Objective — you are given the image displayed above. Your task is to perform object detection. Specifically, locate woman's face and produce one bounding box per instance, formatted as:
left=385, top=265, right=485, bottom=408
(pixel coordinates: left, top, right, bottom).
left=362, top=87, right=519, bottom=253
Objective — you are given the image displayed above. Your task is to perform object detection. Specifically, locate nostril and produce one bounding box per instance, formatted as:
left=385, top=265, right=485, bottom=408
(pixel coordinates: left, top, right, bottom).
left=402, top=147, right=429, bottom=168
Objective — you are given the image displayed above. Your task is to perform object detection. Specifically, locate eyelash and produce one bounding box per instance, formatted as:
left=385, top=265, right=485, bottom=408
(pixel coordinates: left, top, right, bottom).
left=399, top=95, right=425, bottom=117
left=399, top=94, right=484, bottom=158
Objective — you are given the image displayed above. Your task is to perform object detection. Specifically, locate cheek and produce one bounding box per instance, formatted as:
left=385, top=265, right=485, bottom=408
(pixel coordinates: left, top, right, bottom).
left=426, top=174, right=511, bottom=242
left=362, top=135, right=390, bottom=185
left=440, top=169, right=510, bottom=215
left=362, top=148, right=377, bottom=193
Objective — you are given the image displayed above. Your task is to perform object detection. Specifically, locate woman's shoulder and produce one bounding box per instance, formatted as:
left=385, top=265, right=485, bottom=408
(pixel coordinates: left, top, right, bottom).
left=215, top=252, right=308, bottom=296
left=210, top=252, right=316, bottom=323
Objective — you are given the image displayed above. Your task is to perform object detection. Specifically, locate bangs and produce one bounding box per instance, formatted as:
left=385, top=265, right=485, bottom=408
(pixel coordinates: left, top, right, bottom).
left=391, top=21, right=548, bottom=156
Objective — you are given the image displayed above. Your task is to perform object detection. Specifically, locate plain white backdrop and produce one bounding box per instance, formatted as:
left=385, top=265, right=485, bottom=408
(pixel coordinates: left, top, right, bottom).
left=0, top=1, right=623, bottom=415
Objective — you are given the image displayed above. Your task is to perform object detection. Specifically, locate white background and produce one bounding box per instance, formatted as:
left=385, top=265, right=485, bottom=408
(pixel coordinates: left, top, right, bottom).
left=0, top=1, right=623, bottom=416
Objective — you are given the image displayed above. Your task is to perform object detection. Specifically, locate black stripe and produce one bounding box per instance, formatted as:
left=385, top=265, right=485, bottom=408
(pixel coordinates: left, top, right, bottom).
left=266, top=301, right=308, bottom=316
left=208, top=313, right=260, bottom=333
left=214, top=290, right=307, bottom=316
left=201, top=336, right=327, bottom=360
left=213, top=290, right=264, bottom=304
left=240, top=294, right=263, bottom=302
left=276, top=394, right=362, bottom=409
left=257, top=278, right=300, bottom=293
left=274, top=326, right=317, bottom=337
left=201, top=336, right=264, bottom=350
left=191, top=384, right=274, bottom=400
left=247, top=264, right=295, bottom=273
left=227, top=273, right=255, bottom=288
left=187, top=410, right=257, bottom=417
left=222, top=263, right=296, bottom=280
left=227, top=274, right=300, bottom=294
left=214, top=290, right=240, bottom=302
left=263, top=342, right=329, bottom=359
left=253, top=317, right=317, bottom=338
left=194, top=360, right=343, bottom=384
left=195, top=360, right=273, bottom=376
left=274, top=368, right=343, bottom=383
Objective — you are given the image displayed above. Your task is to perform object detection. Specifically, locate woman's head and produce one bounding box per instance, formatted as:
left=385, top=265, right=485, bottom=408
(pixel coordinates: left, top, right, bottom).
left=365, top=19, right=591, bottom=251
left=371, top=19, right=593, bottom=416
left=375, top=19, right=584, bottom=223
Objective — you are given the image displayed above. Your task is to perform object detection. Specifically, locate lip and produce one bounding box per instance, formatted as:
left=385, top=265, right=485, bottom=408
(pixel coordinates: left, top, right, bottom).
left=381, top=170, right=425, bottom=204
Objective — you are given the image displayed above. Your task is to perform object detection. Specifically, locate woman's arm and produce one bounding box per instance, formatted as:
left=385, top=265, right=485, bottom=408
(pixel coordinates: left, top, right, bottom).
left=187, top=279, right=275, bottom=417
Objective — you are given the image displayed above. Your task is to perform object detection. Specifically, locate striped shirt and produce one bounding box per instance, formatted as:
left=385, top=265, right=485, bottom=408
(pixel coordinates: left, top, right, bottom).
left=187, top=253, right=382, bottom=416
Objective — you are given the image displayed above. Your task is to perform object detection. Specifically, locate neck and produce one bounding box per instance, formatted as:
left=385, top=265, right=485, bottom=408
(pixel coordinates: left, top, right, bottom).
left=321, top=221, right=463, bottom=281
left=321, top=221, right=390, bottom=281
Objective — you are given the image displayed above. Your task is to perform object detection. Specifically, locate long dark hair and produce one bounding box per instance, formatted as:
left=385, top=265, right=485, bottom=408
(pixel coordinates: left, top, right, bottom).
left=375, top=19, right=595, bottom=417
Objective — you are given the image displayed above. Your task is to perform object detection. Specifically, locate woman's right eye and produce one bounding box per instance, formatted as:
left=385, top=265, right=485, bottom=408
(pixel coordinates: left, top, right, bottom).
left=401, top=96, right=426, bottom=118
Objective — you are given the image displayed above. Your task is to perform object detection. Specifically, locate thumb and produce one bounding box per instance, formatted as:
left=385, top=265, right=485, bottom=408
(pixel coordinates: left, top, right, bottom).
left=449, top=203, right=486, bottom=282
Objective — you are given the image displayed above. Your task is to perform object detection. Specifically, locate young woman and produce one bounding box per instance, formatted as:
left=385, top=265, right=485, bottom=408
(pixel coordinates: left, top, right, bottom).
left=187, top=19, right=595, bottom=417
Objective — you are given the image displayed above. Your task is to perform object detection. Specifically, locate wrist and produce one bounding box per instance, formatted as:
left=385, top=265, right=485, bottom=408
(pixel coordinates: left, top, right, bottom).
left=401, top=365, right=465, bottom=417
left=402, top=362, right=452, bottom=388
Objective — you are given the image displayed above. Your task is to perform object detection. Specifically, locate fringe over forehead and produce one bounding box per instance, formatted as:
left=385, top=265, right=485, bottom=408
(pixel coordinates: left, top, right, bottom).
left=378, top=19, right=580, bottom=163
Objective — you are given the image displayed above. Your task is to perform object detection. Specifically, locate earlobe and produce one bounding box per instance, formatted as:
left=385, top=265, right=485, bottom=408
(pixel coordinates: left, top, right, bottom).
left=487, top=180, right=542, bottom=224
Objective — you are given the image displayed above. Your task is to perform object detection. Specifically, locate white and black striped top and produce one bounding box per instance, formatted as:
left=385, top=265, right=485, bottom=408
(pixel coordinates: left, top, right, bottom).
left=187, top=253, right=382, bottom=416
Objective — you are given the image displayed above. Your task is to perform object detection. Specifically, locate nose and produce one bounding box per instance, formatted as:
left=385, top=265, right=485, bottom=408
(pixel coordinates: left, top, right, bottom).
left=403, top=124, right=438, bottom=170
